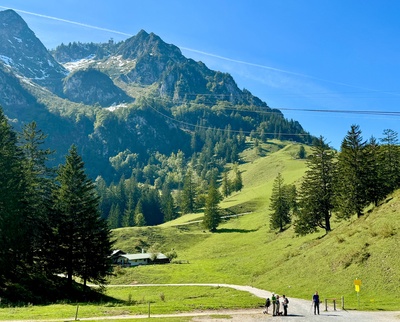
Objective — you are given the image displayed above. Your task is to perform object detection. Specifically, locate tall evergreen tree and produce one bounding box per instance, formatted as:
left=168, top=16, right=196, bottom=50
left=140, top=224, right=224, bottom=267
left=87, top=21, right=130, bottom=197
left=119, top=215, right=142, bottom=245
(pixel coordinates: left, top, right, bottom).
left=0, top=109, right=27, bottom=282
left=19, top=121, right=54, bottom=269
left=335, top=125, right=369, bottom=218
left=160, top=182, right=177, bottom=222
left=181, top=170, right=196, bottom=214
left=51, top=145, right=114, bottom=288
left=364, top=137, right=386, bottom=206
left=380, top=129, right=400, bottom=193
left=202, top=182, right=221, bottom=232
left=232, top=164, right=243, bottom=192
left=122, top=196, right=135, bottom=227
left=269, top=173, right=292, bottom=231
left=108, top=203, right=122, bottom=229
left=295, top=137, right=336, bottom=235
left=221, top=171, right=231, bottom=197
left=134, top=200, right=146, bottom=226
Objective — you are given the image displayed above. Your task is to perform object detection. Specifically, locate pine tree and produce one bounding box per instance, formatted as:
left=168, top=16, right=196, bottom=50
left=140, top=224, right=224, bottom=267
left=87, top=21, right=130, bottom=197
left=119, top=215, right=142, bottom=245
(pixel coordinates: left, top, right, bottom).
left=19, top=121, right=54, bottom=269
left=181, top=170, right=196, bottom=214
left=269, top=173, right=292, bottom=231
left=51, top=145, right=114, bottom=288
left=221, top=171, right=231, bottom=197
left=108, top=203, right=122, bottom=228
left=122, top=196, right=135, bottom=227
left=295, top=137, right=336, bottom=235
left=202, top=182, right=221, bottom=232
left=364, top=137, right=386, bottom=206
left=134, top=200, right=146, bottom=226
left=0, top=109, right=27, bottom=281
left=380, top=129, right=400, bottom=193
left=298, top=145, right=306, bottom=159
left=160, top=182, right=177, bottom=222
left=335, top=125, right=369, bottom=218
left=232, top=164, right=243, bottom=192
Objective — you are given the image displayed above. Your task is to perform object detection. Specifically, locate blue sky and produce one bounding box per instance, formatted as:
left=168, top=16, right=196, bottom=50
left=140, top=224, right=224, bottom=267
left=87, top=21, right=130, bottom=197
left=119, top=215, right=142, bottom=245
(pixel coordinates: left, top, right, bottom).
left=0, top=0, right=399, bottom=149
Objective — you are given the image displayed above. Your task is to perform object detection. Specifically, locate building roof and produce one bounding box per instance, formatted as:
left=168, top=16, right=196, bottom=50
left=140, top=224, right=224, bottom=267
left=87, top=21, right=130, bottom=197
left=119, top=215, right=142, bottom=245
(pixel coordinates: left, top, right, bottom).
left=120, top=253, right=168, bottom=260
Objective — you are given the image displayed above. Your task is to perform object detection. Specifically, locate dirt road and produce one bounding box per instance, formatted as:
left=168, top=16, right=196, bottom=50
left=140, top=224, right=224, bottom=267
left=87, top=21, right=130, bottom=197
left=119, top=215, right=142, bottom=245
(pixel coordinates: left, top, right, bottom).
left=103, top=283, right=400, bottom=321
left=6, top=284, right=397, bottom=321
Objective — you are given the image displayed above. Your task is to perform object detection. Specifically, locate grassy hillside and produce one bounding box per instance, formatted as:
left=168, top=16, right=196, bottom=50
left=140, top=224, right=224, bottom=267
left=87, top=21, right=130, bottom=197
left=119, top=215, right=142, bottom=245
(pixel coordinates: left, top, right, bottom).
left=110, top=141, right=400, bottom=311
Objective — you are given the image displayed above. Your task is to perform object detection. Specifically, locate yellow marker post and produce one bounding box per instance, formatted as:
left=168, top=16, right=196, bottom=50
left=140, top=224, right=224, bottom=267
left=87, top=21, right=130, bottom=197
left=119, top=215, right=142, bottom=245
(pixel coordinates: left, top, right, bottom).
left=354, top=279, right=361, bottom=307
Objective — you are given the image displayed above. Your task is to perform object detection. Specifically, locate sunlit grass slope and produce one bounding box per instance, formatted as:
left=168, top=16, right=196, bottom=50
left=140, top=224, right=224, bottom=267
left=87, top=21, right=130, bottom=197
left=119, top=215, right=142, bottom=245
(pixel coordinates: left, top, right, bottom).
left=111, top=141, right=400, bottom=311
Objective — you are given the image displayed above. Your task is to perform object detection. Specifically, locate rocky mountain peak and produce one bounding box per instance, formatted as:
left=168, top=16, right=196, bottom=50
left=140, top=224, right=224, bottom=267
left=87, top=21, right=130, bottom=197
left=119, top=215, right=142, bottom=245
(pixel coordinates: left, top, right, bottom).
left=0, top=9, right=67, bottom=92
left=118, top=29, right=183, bottom=62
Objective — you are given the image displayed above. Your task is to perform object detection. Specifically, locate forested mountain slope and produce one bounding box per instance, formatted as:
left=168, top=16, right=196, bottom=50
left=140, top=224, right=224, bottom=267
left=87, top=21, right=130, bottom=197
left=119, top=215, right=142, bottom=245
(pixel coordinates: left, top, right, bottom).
left=110, top=142, right=400, bottom=311
left=0, top=9, right=312, bottom=183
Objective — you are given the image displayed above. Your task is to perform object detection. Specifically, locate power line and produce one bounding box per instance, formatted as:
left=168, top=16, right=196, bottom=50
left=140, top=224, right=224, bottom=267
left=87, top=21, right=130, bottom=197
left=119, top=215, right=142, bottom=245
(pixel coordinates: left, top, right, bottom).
left=145, top=102, right=312, bottom=137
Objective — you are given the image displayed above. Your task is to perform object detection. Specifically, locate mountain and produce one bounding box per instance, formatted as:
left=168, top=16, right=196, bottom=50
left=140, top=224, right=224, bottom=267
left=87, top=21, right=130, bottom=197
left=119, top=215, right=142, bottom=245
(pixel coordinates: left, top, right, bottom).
left=0, top=9, right=67, bottom=93
left=0, top=9, right=312, bottom=182
left=63, top=68, right=134, bottom=107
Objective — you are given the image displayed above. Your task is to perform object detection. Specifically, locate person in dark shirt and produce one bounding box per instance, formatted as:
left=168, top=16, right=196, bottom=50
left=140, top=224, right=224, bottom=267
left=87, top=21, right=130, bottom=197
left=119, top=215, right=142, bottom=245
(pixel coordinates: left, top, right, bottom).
left=263, top=297, right=271, bottom=314
left=282, top=294, right=289, bottom=316
left=312, top=291, right=320, bottom=315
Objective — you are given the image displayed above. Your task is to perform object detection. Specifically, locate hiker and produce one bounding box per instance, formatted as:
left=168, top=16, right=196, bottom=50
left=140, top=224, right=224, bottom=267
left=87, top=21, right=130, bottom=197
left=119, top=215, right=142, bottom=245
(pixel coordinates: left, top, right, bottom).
left=263, top=297, right=271, bottom=314
left=312, top=291, right=320, bottom=315
left=275, top=294, right=281, bottom=316
left=282, top=294, right=289, bottom=316
left=271, top=293, right=276, bottom=316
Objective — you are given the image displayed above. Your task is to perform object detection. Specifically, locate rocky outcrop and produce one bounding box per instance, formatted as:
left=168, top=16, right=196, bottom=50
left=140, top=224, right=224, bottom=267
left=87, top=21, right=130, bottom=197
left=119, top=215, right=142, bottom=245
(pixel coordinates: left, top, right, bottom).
left=63, top=69, right=133, bottom=107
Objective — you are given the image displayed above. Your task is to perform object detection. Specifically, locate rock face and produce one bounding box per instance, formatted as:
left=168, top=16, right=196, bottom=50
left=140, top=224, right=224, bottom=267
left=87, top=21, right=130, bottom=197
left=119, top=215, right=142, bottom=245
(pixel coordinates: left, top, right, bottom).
left=53, top=29, right=269, bottom=107
left=0, top=9, right=67, bottom=93
left=63, top=69, right=134, bottom=107
left=0, top=9, right=310, bottom=181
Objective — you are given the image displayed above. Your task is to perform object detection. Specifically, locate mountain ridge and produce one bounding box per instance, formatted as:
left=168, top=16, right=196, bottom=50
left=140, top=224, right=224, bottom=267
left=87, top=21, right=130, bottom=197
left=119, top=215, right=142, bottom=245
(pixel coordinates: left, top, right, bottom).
left=0, top=9, right=312, bottom=182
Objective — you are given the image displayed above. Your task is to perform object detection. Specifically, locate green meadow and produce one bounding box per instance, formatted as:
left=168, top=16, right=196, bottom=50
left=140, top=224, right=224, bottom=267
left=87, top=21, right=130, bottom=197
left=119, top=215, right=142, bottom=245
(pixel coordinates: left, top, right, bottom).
left=0, top=141, right=398, bottom=320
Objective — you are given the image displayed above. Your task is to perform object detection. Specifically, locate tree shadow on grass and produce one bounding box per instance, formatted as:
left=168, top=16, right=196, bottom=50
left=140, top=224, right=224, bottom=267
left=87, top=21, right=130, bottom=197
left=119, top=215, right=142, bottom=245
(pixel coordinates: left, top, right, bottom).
left=215, top=228, right=258, bottom=233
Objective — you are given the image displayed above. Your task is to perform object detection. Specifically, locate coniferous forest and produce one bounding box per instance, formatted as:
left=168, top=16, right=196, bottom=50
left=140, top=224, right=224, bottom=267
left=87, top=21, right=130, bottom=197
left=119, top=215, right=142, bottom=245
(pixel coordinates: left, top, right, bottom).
left=1, top=100, right=399, bottom=304
left=0, top=108, right=113, bottom=304
left=269, top=126, right=400, bottom=235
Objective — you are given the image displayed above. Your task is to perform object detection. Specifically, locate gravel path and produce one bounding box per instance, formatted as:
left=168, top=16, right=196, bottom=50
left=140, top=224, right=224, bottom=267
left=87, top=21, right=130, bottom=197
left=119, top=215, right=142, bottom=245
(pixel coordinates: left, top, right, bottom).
left=105, top=283, right=400, bottom=321
left=6, top=284, right=397, bottom=321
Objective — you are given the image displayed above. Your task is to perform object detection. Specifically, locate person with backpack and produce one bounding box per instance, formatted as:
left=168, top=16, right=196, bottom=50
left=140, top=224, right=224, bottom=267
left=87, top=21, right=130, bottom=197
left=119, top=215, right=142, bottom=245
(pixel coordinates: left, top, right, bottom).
left=312, top=291, right=320, bottom=315
left=263, top=297, right=271, bottom=314
left=282, top=294, right=289, bottom=316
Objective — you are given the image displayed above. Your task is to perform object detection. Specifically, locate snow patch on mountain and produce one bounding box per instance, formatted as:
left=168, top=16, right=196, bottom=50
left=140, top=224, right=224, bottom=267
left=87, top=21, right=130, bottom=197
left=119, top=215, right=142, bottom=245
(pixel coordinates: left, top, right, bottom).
left=63, top=55, right=96, bottom=72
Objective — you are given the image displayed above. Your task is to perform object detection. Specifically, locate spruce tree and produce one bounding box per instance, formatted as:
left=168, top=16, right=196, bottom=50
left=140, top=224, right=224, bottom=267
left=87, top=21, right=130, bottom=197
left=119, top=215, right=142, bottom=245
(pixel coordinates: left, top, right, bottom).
left=181, top=170, right=196, bottom=214
left=51, top=145, right=113, bottom=288
left=19, top=121, right=54, bottom=269
left=202, top=182, right=221, bottom=232
left=335, top=125, right=369, bottom=218
left=232, top=164, right=243, bottom=192
left=221, top=171, right=231, bottom=197
left=380, top=129, right=400, bottom=193
left=160, top=182, right=177, bottom=222
left=364, top=137, right=386, bottom=206
left=122, top=196, right=135, bottom=227
left=0, top=109, right=27, bottom=281
left=295, top=137, right=336, bottom=235
left=134, top=200, right=146, bottom=226
left=269, top=173, right=292, bottom=231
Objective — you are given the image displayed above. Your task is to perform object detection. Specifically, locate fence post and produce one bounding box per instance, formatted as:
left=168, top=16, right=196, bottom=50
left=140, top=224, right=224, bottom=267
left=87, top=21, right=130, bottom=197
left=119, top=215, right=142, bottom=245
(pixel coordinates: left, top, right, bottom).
left=341, top=296, right=345, bottom=310
left=148, top=301, right=151, bottom=318
left=333, top=299, right=336, bottom=311
left=75, top=303, right=79, bottom=321
left=324, top=299, right=328, bottom=311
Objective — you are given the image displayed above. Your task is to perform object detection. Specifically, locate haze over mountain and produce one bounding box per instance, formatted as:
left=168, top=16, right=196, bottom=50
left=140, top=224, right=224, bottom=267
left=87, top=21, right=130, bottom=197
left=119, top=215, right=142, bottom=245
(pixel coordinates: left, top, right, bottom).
left=0, top=9, right=312, bottom=180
